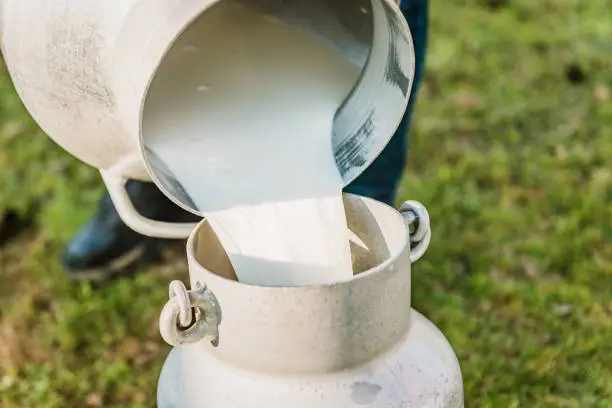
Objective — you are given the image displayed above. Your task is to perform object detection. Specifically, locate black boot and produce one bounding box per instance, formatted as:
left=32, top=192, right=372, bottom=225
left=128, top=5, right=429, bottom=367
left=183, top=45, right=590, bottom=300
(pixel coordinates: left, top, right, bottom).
left=61, top=180, right=201, bottom=282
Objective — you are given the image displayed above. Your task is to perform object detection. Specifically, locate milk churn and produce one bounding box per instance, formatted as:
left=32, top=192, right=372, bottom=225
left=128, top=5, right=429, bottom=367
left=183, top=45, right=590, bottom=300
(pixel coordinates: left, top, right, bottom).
left=157, top=195, right=464, bottom=407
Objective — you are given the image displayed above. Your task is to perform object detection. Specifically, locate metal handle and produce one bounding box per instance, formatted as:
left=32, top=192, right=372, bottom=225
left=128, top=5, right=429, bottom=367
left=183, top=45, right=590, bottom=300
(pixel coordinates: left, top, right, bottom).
left=159, top=281, right=221, bottom=347
left=100, top=170, right=199, bottom=239
left=399, top=200, right=431, bottom=263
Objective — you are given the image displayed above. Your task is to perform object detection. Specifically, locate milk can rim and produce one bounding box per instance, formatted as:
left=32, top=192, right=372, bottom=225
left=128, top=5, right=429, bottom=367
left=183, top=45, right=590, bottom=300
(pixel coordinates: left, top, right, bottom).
left=185, top=193, right=412, bottom=291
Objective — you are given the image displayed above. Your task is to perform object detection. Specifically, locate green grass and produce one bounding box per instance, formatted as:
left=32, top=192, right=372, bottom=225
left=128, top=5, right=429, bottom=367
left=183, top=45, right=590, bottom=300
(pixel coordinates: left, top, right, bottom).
left=1, top=0, right=612, bottom=406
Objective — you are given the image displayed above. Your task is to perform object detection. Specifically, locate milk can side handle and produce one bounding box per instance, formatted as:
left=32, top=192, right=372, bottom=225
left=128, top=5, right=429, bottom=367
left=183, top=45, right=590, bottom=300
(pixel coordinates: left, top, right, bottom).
left=159, top=281, right=221, bottom=347
left=100, top=170, right=198, bottom=239
left=399, top=200, right=431, bottom=263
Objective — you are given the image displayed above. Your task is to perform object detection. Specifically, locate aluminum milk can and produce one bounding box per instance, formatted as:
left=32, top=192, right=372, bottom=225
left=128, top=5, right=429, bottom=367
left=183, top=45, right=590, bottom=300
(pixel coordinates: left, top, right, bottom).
left=156, top=195, right=464, bottom=408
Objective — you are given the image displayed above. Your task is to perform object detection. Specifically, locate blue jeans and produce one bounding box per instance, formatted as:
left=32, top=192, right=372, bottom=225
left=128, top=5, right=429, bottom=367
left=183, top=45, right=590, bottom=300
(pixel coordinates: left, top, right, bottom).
left=344, top=0, right=428, bottom=205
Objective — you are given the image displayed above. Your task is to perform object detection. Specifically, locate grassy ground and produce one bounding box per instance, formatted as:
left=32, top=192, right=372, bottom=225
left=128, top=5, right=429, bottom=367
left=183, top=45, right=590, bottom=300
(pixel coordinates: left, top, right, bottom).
left=1, top=0, right=611, bottom=406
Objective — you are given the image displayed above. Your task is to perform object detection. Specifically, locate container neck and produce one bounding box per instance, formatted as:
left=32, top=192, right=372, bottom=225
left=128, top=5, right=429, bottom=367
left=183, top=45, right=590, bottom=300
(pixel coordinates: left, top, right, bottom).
left=185, top=214, right=413, bottom=375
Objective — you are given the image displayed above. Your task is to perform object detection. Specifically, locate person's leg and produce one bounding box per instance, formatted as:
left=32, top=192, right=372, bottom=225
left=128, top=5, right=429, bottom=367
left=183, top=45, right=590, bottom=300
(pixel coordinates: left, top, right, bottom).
left=344, top=0, right=428, bottom=205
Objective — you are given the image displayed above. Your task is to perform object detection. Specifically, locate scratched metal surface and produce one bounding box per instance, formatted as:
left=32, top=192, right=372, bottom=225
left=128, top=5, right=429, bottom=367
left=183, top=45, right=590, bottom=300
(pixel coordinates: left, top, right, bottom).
left=332, top=0, right=414, bottom=186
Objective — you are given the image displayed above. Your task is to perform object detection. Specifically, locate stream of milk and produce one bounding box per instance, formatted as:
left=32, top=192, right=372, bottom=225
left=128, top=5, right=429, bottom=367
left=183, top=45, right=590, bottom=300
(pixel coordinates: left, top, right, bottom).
left=143, top=2, right=360, bottom=286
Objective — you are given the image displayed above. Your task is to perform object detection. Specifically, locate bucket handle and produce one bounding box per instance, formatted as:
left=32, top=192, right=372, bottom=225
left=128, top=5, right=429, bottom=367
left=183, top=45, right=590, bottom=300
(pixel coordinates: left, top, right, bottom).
left=100, top=170, right=199, bottom=239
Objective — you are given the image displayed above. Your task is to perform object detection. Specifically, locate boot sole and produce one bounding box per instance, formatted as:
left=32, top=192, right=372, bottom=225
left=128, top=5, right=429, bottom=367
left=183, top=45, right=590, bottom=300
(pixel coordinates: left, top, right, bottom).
left=64, top=243, right=160, bottom=283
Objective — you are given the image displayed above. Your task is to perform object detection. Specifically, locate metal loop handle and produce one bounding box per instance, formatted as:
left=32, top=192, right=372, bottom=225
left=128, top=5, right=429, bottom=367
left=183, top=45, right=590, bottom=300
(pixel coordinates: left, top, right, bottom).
left=399, top=200, right=432, bottom=263
left=169, top=281, right=193, bottom=327
left=101, top=170, right=198, bottom=239
left=160, top=281, right=221, bottom=347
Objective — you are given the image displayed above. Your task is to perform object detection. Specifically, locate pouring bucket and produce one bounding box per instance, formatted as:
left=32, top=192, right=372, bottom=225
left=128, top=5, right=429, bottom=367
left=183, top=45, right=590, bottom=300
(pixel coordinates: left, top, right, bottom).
left=1, top=0, right=414, bottom=238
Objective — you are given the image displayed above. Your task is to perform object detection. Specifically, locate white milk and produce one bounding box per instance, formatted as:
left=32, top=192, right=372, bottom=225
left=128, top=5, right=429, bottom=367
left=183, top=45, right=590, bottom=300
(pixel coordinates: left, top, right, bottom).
left=143, top=2, right=360, bottom=286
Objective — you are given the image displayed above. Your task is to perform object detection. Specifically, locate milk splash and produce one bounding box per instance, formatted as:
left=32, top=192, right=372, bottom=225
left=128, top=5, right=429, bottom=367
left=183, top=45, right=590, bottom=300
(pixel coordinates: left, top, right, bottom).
left=143, top=1, right=360, bottom=286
